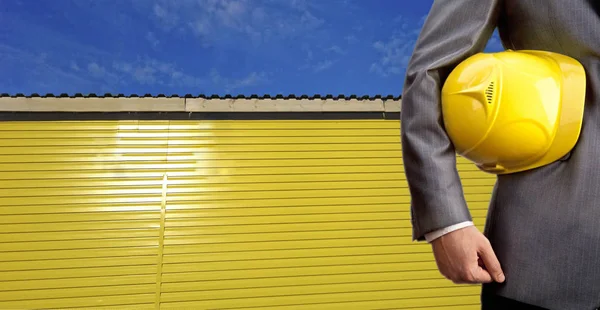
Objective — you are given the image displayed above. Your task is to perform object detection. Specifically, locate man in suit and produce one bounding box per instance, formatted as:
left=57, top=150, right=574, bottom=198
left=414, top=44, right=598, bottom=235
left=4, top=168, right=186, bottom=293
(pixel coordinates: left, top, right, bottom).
left=402, top=1, right=600, bottom=309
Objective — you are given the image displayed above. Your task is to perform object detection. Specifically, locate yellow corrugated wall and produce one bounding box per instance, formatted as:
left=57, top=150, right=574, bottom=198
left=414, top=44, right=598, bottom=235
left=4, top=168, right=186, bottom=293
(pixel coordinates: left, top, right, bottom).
left=0, top=119, right=495, bottom=309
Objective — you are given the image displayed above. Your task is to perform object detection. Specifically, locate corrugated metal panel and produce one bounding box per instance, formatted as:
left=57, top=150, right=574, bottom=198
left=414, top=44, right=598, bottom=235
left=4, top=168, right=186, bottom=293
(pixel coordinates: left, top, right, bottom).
left=0, top=119, right=495, bottom=309
left=0, top=120, right=167, bottom=309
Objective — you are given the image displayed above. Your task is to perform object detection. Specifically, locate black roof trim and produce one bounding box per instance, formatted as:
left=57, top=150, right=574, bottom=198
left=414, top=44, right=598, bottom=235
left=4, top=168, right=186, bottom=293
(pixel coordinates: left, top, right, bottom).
left=0, top=93, right=402, bottom=100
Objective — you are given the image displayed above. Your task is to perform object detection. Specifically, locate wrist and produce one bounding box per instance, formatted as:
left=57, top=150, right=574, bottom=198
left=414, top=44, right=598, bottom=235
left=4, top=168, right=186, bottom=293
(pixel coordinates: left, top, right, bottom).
left=425, top=221, right=475, bottom=243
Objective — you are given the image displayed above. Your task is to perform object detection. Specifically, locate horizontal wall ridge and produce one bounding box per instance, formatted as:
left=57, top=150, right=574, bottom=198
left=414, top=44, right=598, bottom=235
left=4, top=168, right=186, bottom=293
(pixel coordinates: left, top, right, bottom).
left=0, top=94, right=402, bottom=113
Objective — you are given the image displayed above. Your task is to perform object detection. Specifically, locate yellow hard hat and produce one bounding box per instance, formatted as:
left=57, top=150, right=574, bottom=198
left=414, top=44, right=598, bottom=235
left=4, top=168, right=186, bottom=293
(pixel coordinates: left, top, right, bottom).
left=441, top=49, right=586, bottom=174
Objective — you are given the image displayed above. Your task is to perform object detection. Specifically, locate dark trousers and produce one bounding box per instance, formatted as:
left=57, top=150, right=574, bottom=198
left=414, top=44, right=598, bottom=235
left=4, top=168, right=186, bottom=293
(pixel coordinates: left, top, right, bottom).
left=481, top=290, right=548, bottom=310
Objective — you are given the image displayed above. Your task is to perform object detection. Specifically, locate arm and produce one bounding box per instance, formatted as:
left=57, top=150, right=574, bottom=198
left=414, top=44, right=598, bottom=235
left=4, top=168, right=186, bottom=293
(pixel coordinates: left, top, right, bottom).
left=402, top=0, right=502, bottom=241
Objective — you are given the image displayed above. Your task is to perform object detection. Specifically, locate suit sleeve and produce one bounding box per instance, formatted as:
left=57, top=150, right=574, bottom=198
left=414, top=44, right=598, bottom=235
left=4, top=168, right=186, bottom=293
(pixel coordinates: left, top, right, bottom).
left=401, top=0, right=503, bottom=241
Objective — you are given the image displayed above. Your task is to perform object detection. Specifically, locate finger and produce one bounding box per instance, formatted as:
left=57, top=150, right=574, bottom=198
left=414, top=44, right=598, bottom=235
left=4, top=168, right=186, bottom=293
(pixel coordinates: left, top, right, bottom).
left=478, top=242, right=505, bottom=283
left=471, top=265, right=494, bottom=283
left=453, top=266, right=493, bottom=284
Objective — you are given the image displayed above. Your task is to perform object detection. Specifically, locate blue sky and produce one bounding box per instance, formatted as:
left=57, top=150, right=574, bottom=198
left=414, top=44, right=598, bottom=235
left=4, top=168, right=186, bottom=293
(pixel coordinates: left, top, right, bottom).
left=1, top=0, right=504, bottom=96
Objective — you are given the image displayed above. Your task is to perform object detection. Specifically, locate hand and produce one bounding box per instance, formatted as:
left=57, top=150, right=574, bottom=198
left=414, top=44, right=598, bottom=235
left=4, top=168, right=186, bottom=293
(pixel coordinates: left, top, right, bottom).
left=431, top=225, right=505, bottom=284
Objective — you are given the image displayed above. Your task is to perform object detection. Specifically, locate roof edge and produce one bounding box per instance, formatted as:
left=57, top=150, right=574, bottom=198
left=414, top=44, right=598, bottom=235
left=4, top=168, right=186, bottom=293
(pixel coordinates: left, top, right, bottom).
left=0, top=93, right=401, bottom=100
left=0, top=94, right=402, bottom=113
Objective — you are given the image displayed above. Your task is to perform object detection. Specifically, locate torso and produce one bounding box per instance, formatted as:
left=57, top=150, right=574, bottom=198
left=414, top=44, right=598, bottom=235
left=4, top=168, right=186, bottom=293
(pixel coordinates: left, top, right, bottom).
left=483, top=1, right=600, bottom=309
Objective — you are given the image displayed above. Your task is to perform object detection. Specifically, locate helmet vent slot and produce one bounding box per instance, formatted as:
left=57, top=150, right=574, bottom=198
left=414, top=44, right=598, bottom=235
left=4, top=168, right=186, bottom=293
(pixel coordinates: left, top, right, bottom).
left=485, top=81, right=494, bottom=104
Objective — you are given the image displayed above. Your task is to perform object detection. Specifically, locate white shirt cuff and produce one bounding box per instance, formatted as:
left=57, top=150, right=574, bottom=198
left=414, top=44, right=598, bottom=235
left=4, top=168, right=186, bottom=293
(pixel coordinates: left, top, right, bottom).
left=424, top=221, right=475, bottom=242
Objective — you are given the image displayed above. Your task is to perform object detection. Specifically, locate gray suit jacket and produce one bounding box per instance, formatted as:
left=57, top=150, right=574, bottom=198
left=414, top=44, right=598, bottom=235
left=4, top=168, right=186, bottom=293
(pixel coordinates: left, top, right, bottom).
left=402, top=1, right=600, bottom=309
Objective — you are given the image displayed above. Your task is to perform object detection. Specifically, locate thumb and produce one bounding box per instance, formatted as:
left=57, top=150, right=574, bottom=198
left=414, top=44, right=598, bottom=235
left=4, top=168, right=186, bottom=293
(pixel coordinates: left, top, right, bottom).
left=478, top=240, right=505, bottom=283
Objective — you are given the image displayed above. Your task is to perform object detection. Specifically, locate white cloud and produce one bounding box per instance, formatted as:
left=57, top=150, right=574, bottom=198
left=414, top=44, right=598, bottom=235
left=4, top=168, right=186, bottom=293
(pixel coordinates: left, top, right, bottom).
left=87, top=62, right=121, bottom=84
left=297, top=43, right=345, bottom=73
left=298, top=58, right=337, bottom=73
left=70, top=61, right=80, bottom=71
left=228, top=71, right=268, bottom=90
left=2, top=2, right=275, bottom=93
left=0, top=43, right=101, bottom=92
left=210, top=70, right=269, bottom=92
left=326, top=45, right=346, bottom=55
left=302, top=44, right=314, bottom=61
left=5, top=37, right=262, bottom=92
left=153, top=3, right=178, bottom=28
left=145, top=32, right=160, bottom=47
left=345, top=35, right=358, bottom=44
left=142, top=0, right=326, bottom=46
left=313, top=60, right=335, bottom=72
left=370, top=25, right=420, bottom=77
left=87, top=62, right=106, bottom=78
left=112, top=58, right=207, bottom=88
left=299, top=10, right=324, bottom=30
left=371, top=13, right=495, bottom=78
